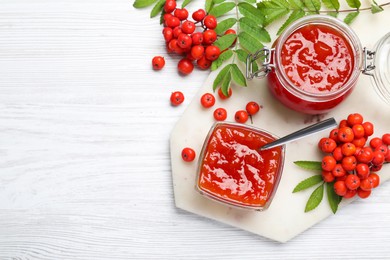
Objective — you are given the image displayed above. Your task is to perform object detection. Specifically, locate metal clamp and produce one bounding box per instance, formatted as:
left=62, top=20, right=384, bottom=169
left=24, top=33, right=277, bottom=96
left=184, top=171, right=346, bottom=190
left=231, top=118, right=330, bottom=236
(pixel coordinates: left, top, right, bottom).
left=246, top=47, right=274, bottom=80
left=362, top=47, right=376, bottom=76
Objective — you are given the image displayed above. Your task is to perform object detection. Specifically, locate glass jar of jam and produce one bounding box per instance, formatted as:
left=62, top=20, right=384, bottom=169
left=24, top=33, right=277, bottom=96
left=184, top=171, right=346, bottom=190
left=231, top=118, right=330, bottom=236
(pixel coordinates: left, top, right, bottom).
left=246, top=15, right=390, bottom=114
left=196, top=122, right=285, bottom=211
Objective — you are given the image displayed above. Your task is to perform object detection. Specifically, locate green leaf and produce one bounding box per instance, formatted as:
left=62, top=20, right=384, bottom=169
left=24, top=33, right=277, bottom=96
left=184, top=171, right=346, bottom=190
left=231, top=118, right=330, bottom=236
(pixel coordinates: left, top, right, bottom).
left=133, top=0, right=158, bottom=8
left=209, top=2, right=236, bottom=17
left=293, top=175, right=323, bottom=193
left=213, top=34, right=237, bottom=51
left=303, top=0, right=321, bottom=13
left=258, top=28, right=271, bottom=43
left=345, top=0, right=361, bottom=8
left=277, top=10, right=305, bottom=35
left=321, top=0, right=340, bottom=10
left=257, top=0, right=290, bottom=26
left=326, top=182, right=341, bottom=214
left=305, top=183, right=324, bottom=212
left=289, top=0, right=305, bottom=9
left=213, top=64, right=232, bottom=91
left=344, top=11, right=359, bottom=24
left=205, top=0, right=214, bottom=13
left=211, top=50, right=234, bottom=71
left=242, top=0, right=257, bottom=3
left=231, top=64, right=247, bottom=86
left=238, top=32, right=263, bottom=53
left=239, top=17, right=267, bottom=43
left=150, top=0, right=165, bottom=18
left=221, top=70, right=232, bottom=96
left=294, top=161, right=322, bottom=171
left=213, top=0, right=226, bottom=4
left=215, top=18, right=237, bottom=35
left=371, top=0, right=384, bottom=13
left=327, top=11, right=339, bottom=17
left=235, top=49, right=259, bottom=72
left=182, top=0, right=192, bottom=8
left=238, top=2, right=265, bottom=25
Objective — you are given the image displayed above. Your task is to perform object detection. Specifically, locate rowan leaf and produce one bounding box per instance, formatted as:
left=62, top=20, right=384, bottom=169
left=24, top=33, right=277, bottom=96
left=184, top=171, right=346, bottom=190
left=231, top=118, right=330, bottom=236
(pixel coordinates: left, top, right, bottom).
left=371, top=0, right=384, bottom=13
left=213, top=34, right=237, bottom=51
left=205, top=0, right=214, bottom=13
left=238, top=2, right=265, bottom=25
left=326, top=182, right=341, bottom=214
left=345, top=0, right=361, bottom=9
left=242, top=0, right=257, bottom=3
left=221, top=70, right=232, bottom=96
left=213, top=64, right=232, bottom=91
left=209, top=2, right=236, bottom=17
left=239, top=17, right=266, bottom=43
left=321, top=0, right=340, bottom=10
left=257, top=0, right=290, bottom=26
left=238, top=31, right=263, bottom=53
left=344, top=11, right=359, bottom=24
left=277, top=9, right=305, bottom=35
left=213, top=0, right=226, bottom=4
left=303, top=0, right=321, bottom=13
left=215, top=18, right=237, bottom=35
left=231, top=64, right=247, bottom=86
left=182, top=0, right=192, bottom=8
left=150, top=0, right=165, bottom=18
left=293, top=175, right=323, bottom=193
left=211, top=50, right=234, bottom=71
left=133, top=0, right=158, bottom=8
left=294, top=161, right=322, bottom=171
left=258, top=28, right=271, bottom=42
left=305, top=183, right=324, bottom=212
left=289, top=0, right=305, bottom=9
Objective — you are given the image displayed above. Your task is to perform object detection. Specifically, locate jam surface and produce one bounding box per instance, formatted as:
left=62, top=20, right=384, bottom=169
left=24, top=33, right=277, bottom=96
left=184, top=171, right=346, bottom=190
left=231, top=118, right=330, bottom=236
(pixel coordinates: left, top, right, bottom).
left=198, top=124, right=283, bottom=208
left=281, top=24, right=354, bottom=93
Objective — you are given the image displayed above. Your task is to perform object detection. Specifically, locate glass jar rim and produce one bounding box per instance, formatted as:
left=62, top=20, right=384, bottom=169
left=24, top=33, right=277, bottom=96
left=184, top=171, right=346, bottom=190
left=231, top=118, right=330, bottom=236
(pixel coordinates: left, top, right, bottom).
left=275, top=15, right=363, bottom=101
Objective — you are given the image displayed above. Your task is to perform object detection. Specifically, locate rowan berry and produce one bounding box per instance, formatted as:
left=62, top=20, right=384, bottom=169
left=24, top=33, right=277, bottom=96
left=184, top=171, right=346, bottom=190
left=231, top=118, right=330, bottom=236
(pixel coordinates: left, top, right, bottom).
left=357, top=188, right=371, bottom=199
left=191, top=32, right=203, bottom=45
left=345, top=174, right=360, bottom=190
left=375, top=144, right=388, bottom=155
left=164, top=0, right=176, bottom=13
left=182, top=147, right=196, bottom=162
left=382, top=133, right=390, bottom=145
left=200, top=93, right=215, bottom=108
left=163, top=13, right=173, bottom=24
left=177, top=33, right=192, bottom=49
left=343, top=188, right=357, bottom=199
left=213, top=108, right=227, bottom=121
left=246, top=101, right=260, bottom=116
left=181, top=20, right=196, bottom=34
left=356, top=163, right=370, bottom=179
left=332, top=146, right=343, bottom=161
left=190, top=45, right=204, bottom=60
left=205, top=45, right=221, bottom=61
left=166, top=16, right=181, bottom=28
left=368, top=173, right=380, bottom=188
left=347, top=113, right=363, bottom=126
left=162, top=27, right=173, bottom=42
left=168, top=39, right=182, bottom=54
left=170, top=91, right=184, bottom=106
left=224, top=29, right=237, bottom=45
left=329, top=128, right=339, bottom=143
left=338, top=127, right=354, bottom=143
left=322, top=170, right=335, bottom=182
left=362, top=121, right=374, bottom=137
left=339, top=119, right=348, bottom=128
left=174, top=8, right=188, bottom=21
left=360, top=178, right=374, bottom=191
left=218, top=87, right=232, bottom=99
left=318, top=137, right=328, bottom=150
left=357, top=147, right=374, bottom=163
left=197, top=56, right=211, bottom=70
left=172, top=26, right=182, bottom=38
left=352, top=124, right=365, bottom=139
left=371, top=164, right=383, bottom=171
left=177, top=58, right=194, bottom=75
left=372, top=151, right=385, bottom=165
left=192, top=9, right=206, bottom=22
left=235, top=110, right=249, bottom=123
left=341, top=142, right=356, bottom=156
left=334, top=181, right=347, bottom=196
left=203, top=29, right=217, bottom=45
left=369, top=137, right=382, bottom=149
left=332, top=164, right=346, bottom=177
left=322, top=155, right=336, bottom=171
left=320, top=138, right=337, bottom=153
left=152, top=56, right=165, bottom=70
left=341, top=155, right=357, bottom=171
left=203, top=15, right=217, bottom=29
left=352, top=137, right=366, bottom=148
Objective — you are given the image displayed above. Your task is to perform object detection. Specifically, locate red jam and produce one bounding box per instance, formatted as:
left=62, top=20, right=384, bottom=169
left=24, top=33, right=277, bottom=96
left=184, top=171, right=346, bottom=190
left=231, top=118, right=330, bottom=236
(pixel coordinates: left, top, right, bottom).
left=267, top=23, right=358, bottom=114
left=197, top=123, right=284, bottom=209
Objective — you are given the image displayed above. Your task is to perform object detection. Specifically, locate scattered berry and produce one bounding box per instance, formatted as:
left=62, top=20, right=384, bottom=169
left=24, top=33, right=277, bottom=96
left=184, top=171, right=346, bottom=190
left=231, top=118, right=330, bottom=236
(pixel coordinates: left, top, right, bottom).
left=200, top=93, right=215, bottom=108
left=178, top=58, right=194, bottom=75
left=170, top=91, right=184, bottom=106
left=246, top=101, right=260, bottom=116
left=152, top=56, right=165, bottom=70
left=234, top=110, right=249, bottom=123
left=218, top=87, right=232, bottom=99
left=213, top=108, right=227, bottom=121
left=182, top=147, right=196, bottom=162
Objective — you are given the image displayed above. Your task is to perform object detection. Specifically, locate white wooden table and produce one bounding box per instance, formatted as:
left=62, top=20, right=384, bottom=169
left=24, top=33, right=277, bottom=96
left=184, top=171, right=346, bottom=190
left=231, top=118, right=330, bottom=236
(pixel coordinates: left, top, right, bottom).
left=1, top=0, right=390, bottom=259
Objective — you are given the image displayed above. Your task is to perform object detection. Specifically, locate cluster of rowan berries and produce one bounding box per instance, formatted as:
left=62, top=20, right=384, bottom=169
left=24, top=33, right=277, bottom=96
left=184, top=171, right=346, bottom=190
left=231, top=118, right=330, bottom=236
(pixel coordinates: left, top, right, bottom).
left=152, top=0, right=236, bottom=74
left=318, top=113, right=390, bottom=199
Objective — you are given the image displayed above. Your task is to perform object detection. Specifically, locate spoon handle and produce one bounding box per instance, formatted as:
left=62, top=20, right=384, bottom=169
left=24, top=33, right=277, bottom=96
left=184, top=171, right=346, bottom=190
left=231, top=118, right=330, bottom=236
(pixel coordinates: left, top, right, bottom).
left=260, top=118, right=338, bottom=151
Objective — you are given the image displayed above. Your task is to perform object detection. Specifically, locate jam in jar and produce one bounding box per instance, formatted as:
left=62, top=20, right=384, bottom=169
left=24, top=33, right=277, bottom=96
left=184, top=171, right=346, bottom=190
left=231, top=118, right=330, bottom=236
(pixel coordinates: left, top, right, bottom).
left=196, top=122, right=285, bottom=210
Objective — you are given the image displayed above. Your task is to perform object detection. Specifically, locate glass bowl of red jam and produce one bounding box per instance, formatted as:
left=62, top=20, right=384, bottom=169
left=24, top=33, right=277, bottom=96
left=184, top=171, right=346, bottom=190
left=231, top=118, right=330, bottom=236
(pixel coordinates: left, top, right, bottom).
left=196, top=122, right=285, bottom=211
left=247, top=15, right=363, bottom=114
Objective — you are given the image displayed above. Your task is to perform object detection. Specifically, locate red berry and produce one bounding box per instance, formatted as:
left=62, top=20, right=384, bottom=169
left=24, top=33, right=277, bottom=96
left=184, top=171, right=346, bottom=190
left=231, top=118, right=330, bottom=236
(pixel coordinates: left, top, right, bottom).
left=163, top=13, right=173, bottom=24
left=203, top=30, right=217, bottom=45
left=190, top=45, right=204, bottom=60
left=344, top=188, right=357, bottom=199
left=347, top=113, right=363, bottom=126
left=341, top=142, right=356, bottom=156
left=352, top=137, right=366, bottom=148
left=356, top=163, right=370, bottom=179
left=192, top=9, right=206, bottom=21
left=172, top=26, right=182, bottom=38
left=371, top=164, right=383, bottom=171
left=320, top=138, right=337, bottom=153
left=182, top=147, right=196, bottom=162
left=332, top=147, right=344, bottom=161
left=372, top=151, right=385, bottom=165
left=322, top=155, right=336, bottom=171
left=165, top=16, right=180, bottom=28
left=224, top=29, right=237, bottom=45
left=368, top=173, right=380, bottom=188
left=218, top=87, right=232, bottom=99
left=162, top=27, right=173, bottom=42
left=152, top=56, right=165, bottom=70
left=318, top=137, right=327, bottom=150
left=338, top=127, right=354, bottom=143
left=235, top=110, right=249, bottom=123
left=164, top=0, right=176, bottom=13
left=177, top=33, right=192, bottom=49
left=322, top=170, right=335, bottom=182
left=181, top=20, right=196, bottom=34
left=334, top=181, right=347, bottom=196
left=205, top=45, right=221, bottom=61
left=174, top=8, right=188, bottom=20
left=382, top=133, right=390, bottom=145
left=345, top=174, right=360, bottom=190
left=203, top=15, right=217, bottom=29
left=191, top=32, right=203, bottom=45
left=178, top=58, right=194, bottom=75
left=197, top=56, right=211, bottom=70
left=375, top=144, right=388, bottom=155
left=332, top=164, right=346, bottom=177
left=341, top=155, right=357, bottom=171
left=357, top=188, right=371, bottom=199
left=246, top=101, right=260, bottom=116
left=356, top=146, right=374, bottom=163
left=369, top=137, right=383, bottom=149
left=360, top=178, right=374, bottom=191
left=339, top=119, right=348, bottom=128
left=170, top=91, right=184, bottom=106
left=213, top=108, right=227, bottom=121
left=352, top=124, right=365, bottom=139
left=329, top=128, right=339, bottom=143
left=200, top=93, right=215, bottom=108
left=362, top=122, right=374, bottom=137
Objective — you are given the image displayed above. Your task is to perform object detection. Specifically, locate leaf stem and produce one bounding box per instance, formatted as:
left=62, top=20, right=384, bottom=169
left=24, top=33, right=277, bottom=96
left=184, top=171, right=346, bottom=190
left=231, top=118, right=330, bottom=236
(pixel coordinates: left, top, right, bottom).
left=319, top=1, right=390, bottom=13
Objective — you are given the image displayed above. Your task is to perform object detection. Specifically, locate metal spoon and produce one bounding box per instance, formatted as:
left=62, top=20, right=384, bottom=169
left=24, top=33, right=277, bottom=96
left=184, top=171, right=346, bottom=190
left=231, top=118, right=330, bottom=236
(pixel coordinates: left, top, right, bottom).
left=259, top=117, right=338, bottom=151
